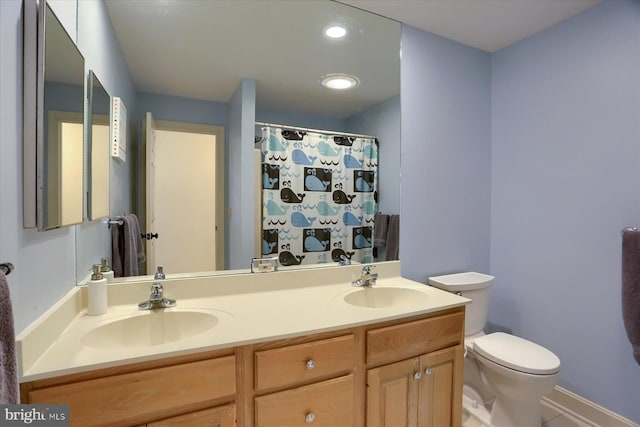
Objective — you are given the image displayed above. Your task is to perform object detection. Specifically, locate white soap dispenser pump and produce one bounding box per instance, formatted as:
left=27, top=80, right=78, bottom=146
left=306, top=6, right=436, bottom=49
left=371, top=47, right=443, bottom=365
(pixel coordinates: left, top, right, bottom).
left=88, top=264, right=108, bottom=316
left=100, top=257, right=115, bottom=283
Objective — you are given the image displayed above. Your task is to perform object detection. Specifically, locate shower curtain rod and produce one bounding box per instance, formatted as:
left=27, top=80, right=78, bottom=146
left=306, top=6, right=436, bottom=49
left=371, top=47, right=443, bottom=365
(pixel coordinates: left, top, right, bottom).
left=255, top=121, right=377, bottom=140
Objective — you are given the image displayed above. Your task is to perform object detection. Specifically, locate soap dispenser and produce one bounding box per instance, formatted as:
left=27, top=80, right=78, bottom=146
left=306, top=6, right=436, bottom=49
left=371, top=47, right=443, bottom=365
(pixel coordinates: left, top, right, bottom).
left=100, top=257, right=114, bottom=283
left=88, top=264, right=108, bottom=316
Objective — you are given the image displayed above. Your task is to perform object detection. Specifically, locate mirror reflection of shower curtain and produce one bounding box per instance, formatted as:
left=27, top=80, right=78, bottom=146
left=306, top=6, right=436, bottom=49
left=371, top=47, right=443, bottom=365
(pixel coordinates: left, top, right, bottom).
left=261, top=126, right=378, bottom=267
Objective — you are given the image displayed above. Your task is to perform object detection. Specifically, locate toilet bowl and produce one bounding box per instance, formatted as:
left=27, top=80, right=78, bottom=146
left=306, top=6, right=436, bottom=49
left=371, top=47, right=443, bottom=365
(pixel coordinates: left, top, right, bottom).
left=428, top=272, right=561, bottom=427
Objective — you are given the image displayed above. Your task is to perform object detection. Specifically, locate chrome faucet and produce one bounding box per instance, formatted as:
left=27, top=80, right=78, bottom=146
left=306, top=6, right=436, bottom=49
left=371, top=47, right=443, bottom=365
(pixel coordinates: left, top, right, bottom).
left=139, top=283, right=176, bottom=310
left=338, top=254, right=351, bottom=266
left=352, top=265, right=378, bottom=287
left=139, top=266, right=176, bottom=309
left=154, top=265, right=165, bottom=280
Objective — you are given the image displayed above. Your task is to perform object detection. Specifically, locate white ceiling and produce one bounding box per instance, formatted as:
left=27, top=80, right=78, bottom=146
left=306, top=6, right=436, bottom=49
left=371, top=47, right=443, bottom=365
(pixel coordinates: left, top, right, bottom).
left=104, top=0, right=400, bottom=118
left=342, top=0, right=601, bottom=52
left=104, top=0, right=601, bottom=119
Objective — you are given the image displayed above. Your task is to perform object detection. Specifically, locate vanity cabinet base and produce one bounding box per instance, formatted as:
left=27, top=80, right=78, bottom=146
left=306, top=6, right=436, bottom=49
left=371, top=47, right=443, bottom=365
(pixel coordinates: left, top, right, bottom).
left=20, top=308, right=464, bottom=427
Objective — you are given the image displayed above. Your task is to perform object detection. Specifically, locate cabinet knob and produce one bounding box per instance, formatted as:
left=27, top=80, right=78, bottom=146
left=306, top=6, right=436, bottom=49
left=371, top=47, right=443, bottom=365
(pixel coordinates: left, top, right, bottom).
left=305, top=412, right=315, bottom=423
left=306, top=359, right=316, bottom=370
left=413, top=372, right=422, bottom=380
left=424, top=368, right=432, bottom=376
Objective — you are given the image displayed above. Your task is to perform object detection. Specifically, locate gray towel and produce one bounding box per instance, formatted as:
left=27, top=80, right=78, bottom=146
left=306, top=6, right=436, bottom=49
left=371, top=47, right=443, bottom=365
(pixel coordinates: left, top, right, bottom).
left=0, top=272, right=18, bottom=404
left=112, top=214, right=146, bottom=277
left=385, top=215, right=400, bottom=261
left=621, top=229, right=640, bottom=365
left=374, top=214, right=390, bottom=247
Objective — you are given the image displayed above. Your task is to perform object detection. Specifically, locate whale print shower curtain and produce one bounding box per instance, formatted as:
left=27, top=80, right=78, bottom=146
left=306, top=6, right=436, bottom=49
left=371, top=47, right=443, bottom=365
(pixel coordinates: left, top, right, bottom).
left=261, top=126, right=378, bottom=267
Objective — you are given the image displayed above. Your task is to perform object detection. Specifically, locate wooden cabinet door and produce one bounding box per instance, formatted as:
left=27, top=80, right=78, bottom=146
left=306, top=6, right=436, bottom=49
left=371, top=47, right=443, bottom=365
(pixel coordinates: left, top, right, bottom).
left=366, top=357, right=421, bottom=427
left=148, top=404, right=235, bottom=427
left=417, top=346, right=464, bottom=427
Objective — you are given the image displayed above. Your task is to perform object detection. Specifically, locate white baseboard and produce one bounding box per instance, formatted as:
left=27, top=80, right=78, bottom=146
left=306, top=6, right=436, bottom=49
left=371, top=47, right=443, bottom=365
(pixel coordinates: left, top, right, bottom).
left=544, top=386, right=639, bottom=427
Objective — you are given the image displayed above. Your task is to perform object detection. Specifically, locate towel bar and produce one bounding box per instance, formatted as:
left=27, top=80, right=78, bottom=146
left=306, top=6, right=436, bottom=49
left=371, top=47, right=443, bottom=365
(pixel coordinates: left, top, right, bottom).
left=0, top=263, right=14, bottom=275
left=107, top=218, right=124, bottom=226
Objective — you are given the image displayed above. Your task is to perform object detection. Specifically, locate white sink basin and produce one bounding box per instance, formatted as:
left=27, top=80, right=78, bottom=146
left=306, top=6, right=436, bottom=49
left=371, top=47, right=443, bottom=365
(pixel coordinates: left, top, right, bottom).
left=342, top=286, right=429, bottom=309
left=82, top=310, right=219, bottom=349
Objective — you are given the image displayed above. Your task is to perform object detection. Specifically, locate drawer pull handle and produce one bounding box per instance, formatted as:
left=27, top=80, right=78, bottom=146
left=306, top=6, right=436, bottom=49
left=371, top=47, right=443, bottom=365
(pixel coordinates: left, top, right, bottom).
left=306, top=412, right=315, bottom=423
left=424, top=368, right=432, bottom=376
left=306, top=359, right=316, bottom=370
left=413, top=372, right=422, bottom=380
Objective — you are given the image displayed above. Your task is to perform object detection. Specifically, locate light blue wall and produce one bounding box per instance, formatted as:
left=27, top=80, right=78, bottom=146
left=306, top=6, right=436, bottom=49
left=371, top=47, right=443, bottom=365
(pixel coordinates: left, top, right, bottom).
left=491, top=0, right=640, bottom=421
left=4, top=0, right=638, bottom=420
left=400, top=26, right=492, bottom=282
left=137, top=93, right=228, bottom=127
left=78, top=0, right=136, bottom=218
left=76, top=0, right=137, bottom=283
left=227, top=79, right=256, bottom=269
left=346, top=96, right=401, bottom=216
left=0, top=0, right=135, bottom=333
left=255, top=108, right=346, bottom=132
left=1, top=0, right=76, bottom=335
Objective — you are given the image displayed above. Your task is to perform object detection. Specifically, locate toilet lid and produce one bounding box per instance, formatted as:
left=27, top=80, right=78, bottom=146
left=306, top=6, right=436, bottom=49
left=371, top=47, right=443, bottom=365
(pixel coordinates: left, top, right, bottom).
left=473, top=332, right=560, bottom=375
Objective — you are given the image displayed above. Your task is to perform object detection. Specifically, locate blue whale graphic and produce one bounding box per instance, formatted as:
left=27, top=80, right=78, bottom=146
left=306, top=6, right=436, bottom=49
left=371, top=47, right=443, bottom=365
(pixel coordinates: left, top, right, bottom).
left=354, top=233, right=372, bottom=249
left=265, top=200, right=289, bottom=216
left=343, top=212, right=362, bottom=226
left=291, top=212, right=316, bottom=227
left=263, top=173, right=278, bottom=189
left=317, top=201, right=340, bottom=216
left=362, top=201, right=377, bottom=215
left=268, top=133, right=287, bottom=151
left=262, top=239, right=277, bottom=255
left=364, top=143, right=378, bottom=159
left=292, top=149, right=317, bottom=165
left=317, top=140, right=340, bottom=157
left=355, top=177, right=374, bottom=192
left=305, top=174, right=330, bottom=191
left=344, top=154, right=363, bottom=169
left=304, top=236, right=329, bottom=252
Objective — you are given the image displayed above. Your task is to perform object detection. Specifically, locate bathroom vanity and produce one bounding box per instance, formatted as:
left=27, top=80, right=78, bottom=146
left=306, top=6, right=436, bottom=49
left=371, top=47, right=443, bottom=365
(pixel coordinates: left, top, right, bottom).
left=17, top=262, right=467, bottom=426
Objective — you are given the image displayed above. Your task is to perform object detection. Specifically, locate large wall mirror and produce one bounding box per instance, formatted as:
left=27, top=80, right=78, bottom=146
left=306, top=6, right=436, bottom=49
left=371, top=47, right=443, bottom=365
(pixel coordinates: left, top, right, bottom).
left=23, top=0, right=86, bottom=230
left=96, top=0, right=401, bottom=280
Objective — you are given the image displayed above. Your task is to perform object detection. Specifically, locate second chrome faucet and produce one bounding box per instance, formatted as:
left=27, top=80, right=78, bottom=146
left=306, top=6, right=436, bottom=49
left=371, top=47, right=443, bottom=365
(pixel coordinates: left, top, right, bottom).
left=139, top=265, right=176, bottom=310
left=352, top=265, right=378, bottom=287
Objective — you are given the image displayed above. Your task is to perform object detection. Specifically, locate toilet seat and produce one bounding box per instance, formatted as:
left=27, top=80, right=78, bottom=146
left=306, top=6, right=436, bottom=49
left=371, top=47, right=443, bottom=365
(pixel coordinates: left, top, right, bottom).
left=473, top=332, right=560, bottom=375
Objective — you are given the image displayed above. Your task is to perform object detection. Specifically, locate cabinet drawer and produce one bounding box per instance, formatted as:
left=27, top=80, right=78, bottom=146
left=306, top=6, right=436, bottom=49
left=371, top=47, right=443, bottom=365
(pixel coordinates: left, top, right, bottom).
left=254, top=334, right=354, bottom=391
left=148, top=404, right=235, bottom=427
left=27, top=356, right=236, bottom=427
left=367, top=311, right=463, bottom=366
left=255, top=375, right=354, bottom=427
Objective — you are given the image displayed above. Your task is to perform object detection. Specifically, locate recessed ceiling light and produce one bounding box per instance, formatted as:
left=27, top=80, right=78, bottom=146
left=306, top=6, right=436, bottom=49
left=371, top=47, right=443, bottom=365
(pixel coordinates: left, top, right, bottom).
left=321, top=73, right=359, bottom=90
left=324, top=25, right=347, bottom=39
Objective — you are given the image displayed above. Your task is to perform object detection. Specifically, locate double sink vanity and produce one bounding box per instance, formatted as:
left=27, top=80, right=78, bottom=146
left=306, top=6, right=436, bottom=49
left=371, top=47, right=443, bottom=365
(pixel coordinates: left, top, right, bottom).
left=17, top=261, right=468, bottom=426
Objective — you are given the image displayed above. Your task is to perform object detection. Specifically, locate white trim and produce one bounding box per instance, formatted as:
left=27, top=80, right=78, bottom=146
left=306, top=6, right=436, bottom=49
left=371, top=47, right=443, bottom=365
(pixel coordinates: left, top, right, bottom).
left=543, top=386, right=640, bottom=427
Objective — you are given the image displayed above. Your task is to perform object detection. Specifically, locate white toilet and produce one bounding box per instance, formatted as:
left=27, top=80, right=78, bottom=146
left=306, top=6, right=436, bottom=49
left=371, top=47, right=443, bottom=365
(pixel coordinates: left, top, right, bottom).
left=428, top=272, right=560, bottom=427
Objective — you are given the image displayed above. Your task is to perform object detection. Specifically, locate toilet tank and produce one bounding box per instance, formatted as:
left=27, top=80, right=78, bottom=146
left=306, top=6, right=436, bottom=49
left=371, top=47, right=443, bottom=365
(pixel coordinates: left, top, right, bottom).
left=428, top=272, right=494, bottom=336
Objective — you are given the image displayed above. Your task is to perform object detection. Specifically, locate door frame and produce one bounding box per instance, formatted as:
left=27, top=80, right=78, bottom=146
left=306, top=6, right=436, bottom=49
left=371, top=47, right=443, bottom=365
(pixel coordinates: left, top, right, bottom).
left=143, top=116, right=225, bottom=272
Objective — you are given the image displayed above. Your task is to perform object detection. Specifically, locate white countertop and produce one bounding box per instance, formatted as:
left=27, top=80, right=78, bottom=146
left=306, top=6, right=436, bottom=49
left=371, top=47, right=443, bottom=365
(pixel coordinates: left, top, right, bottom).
left=17, top=261, right=469, bottom=382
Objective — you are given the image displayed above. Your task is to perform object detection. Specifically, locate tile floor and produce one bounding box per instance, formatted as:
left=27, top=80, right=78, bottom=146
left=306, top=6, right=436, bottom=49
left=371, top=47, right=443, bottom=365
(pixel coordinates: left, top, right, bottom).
left=462, top=400, right=598, bottom=427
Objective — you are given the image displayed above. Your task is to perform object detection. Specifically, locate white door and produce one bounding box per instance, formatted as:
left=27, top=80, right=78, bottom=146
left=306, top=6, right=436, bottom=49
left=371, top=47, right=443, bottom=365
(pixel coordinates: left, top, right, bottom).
left=145, top=113, right=221, bottom=274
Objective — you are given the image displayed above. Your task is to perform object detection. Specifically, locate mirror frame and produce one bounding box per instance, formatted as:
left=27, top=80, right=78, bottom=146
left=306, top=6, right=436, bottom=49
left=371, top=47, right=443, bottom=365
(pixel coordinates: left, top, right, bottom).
left=23, top=0, right=86, bottom=231
left=87, top=69, right=111, bottom=221
left=23, top=0, right=38, bottom=228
